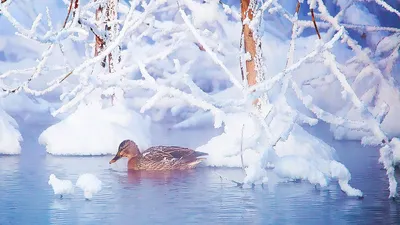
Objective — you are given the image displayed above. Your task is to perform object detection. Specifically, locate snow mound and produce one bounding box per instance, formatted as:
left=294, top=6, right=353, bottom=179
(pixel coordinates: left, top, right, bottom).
left=38, top=101, right=152, bottom=155
left=389, top=137, right=400, bottom=165
left=0, top=107, right=22, bottom=154
left=196, top=112, right=264, bottom=168
left=197, top=112, right=362, bottom=197
left=76, top=173, right=102, bottom=200
left=274, top=156, right=329, bottom=187
left=48, top=174, right=74, bottom=197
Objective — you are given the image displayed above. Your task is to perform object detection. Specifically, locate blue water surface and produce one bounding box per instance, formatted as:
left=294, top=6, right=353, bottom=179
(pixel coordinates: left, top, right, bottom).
left=0, top=123, right=399, bottom=225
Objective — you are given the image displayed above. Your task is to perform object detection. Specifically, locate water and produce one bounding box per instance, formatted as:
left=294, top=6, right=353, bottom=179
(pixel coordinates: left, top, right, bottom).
left=0, top=123, right=400, bottom=224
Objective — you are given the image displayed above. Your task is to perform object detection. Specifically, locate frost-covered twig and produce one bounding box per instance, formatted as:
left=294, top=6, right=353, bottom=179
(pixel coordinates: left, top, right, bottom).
left=316, top=0, right=397, bottom=86
left=248, top=27, right=344, bottom=97
left=297, top=20, right=400, bottom=33
left=290, top=79, right=366, bottom=129
left=240, top=124, right=245, bottom=173
left=282, top=1, right=300, bottom=94
left=373, top=0, right=400, bottom=18
left=323, top=49, right=397, bottom=198
left=383, top=43, right=400, bottom=75
left=63, top=0, right=76, bottom=28
left=131, top=64, right=227, bottom=128
left=1, top=44, right=55, bottom=95
left=178, top=3, right=243, bottom=90
left=52, top=84, right=96, bottom=116
left=0, top=3, right=87, bottom=43
left=213, top=171, right=244, bottom=187
left=23, top=0, right=148, bottom=97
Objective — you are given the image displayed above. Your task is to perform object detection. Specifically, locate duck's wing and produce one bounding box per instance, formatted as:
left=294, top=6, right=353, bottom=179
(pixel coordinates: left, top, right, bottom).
left=142, top=146, right=207, bottom=162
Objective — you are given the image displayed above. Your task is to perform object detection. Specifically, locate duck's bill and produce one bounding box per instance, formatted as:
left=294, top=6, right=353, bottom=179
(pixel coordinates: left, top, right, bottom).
left=109, top=155, right=121, bottom=164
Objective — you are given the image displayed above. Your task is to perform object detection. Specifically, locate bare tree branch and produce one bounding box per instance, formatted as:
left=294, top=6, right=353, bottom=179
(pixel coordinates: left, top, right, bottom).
left=310, top=9, right=321, bottom=39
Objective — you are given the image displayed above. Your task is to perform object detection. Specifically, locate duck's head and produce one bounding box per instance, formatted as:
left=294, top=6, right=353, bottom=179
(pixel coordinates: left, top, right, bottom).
left=109, top=140, right=140, bottom=164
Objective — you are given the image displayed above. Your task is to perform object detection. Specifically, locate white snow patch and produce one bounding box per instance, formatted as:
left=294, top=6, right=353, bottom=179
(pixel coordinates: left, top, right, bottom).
left=391, top=138, right=400, bottom=165
left=76, top=173, right=102, bottom=200
left=38, top=101, right=152, bottom=155
left=183, top=0, right=221, bottom=27
left=48, top=174, right=74, bottom=197
left=274, top=156, right=329, bottom=187
left=244, top=161, right=268, bottom=184
left=0, top=107, right=22, bottom=154
left=198, top=112, right=362, bottom=197
left=196, top=112, right=263, bottom=168
left=330, top=161, right=363, bottom=197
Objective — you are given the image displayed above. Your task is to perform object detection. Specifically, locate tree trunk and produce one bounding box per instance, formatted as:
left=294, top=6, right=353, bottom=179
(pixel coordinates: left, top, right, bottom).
left=241, top=0, right=257, bottom=87
left=105, top=0, right=119, bottom=73
left=95, top=2, right=106, bottom=67
left=94, top=0, right=120, bottom=72
left=241, top=0, right=266, bottom=107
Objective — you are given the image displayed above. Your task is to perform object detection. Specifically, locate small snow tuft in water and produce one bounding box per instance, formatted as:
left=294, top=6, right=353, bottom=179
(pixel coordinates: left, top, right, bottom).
left=48, top=174, right=74, bottom=197
left=76, top=173, right=102, bottom=200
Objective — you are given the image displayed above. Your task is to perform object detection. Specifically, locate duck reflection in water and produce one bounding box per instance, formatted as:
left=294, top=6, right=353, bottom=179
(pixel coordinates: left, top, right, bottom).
left=126, top=169, right=196, bottom=184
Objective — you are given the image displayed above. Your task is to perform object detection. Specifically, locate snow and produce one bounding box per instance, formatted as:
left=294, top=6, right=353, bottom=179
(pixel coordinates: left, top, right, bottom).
left=48, top=174, right=74, bottom=197
left=0, top=107, right=22, bottom=154
left=39, top=99, right=152, bottom=156
left=75, top=173, right=102, bottom=200
left=379, top=144, right=398, bottom=198
left=198, top=113, right=362, bottom=197
left=183, top=0, right=221, bottom=27
left=329, top=161, right=363, bottom=197
left=0, top=0, right=399, bottom=199
left=274, top=156, right=329, bottom=187
left=390, top=138, right=400, bottom=165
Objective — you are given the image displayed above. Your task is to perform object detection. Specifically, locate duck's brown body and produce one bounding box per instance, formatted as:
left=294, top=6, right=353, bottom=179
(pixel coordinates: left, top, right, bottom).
left=109, top=140, right=208, bottom=171
left=128, top=146, right=207, bottom=170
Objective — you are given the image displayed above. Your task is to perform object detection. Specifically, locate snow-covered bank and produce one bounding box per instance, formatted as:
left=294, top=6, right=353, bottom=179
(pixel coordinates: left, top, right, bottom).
left=39, top=100, right=152, bottom=156
left=197, top=112, right=363, bottom=197
left=0, top=106, right=22, bottom=154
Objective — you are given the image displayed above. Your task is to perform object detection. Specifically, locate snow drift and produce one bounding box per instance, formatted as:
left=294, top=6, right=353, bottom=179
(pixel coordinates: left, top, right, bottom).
left=197, top=112, right=363, bottom=197
left=39, top=100, right=152, bottom=156
left=0, top=106, right=22, bottom=154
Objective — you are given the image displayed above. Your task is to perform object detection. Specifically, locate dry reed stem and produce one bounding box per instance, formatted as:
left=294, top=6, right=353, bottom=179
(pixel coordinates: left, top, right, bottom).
left=63, top=0, right=74, bottom=28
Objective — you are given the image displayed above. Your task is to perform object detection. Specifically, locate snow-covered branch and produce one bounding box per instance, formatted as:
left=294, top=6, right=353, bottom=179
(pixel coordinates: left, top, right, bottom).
left=178, top=4, right=243, bottom=90
left=247, top=27, right=344, bottom=97
left=373, top=0, right=400, bottom=18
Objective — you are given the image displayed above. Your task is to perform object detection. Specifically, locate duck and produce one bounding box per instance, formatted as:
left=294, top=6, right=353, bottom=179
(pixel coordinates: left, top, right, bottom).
left=109, top=140, right=208, bottom=170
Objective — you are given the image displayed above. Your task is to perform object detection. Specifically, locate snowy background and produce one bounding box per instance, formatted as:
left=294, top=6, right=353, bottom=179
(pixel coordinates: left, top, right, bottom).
left=0, top=0, right=399, bottom=198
